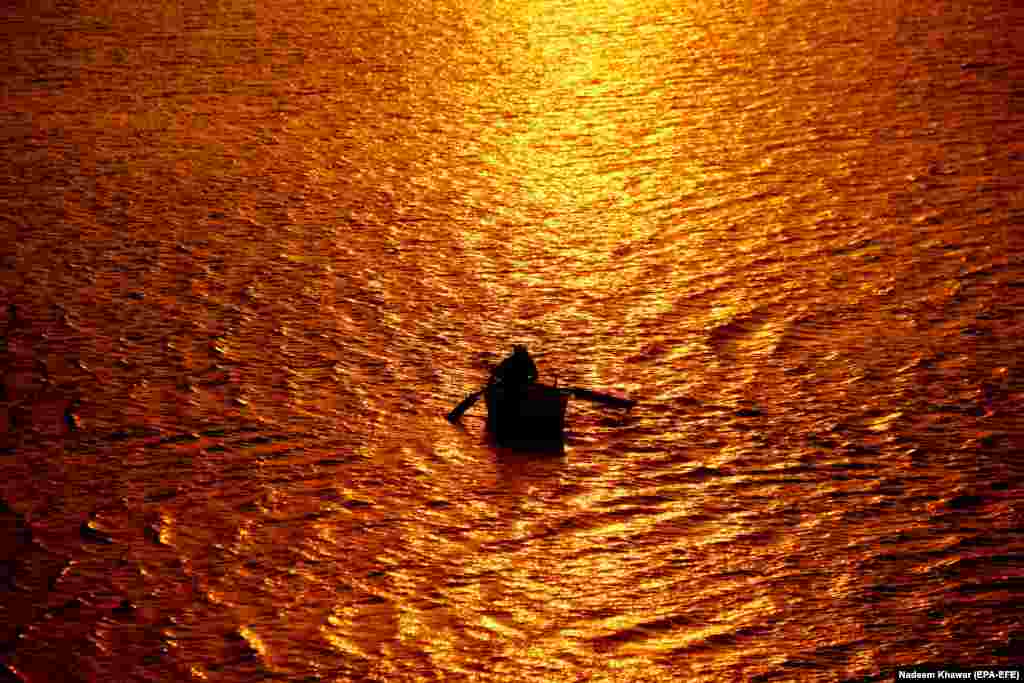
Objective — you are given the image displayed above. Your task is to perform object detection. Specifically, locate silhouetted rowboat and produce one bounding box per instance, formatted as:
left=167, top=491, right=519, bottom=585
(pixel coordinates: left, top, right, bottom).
left=447, top=378, right=635, bottom=446
left=485, top=383, right=569, bottom=445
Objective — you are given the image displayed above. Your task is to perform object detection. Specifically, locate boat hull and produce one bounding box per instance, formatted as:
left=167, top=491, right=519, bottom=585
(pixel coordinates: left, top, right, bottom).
left=485, top=383, right=568, bottom=446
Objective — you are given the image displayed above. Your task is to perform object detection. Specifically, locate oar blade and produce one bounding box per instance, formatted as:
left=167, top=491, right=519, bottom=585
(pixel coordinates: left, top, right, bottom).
left=446, top=390, right=484, bottom=423
left=567, top=387, right=636, bottom=409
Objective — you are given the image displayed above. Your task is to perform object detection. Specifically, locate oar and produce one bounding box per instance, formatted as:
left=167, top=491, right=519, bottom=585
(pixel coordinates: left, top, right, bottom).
left=564, top=387, right=636, bottom=409
left=446, top=389, right=485, bottom=423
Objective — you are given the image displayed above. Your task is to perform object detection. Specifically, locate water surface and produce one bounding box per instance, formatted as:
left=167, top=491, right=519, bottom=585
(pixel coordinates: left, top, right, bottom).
left=2, top=0, right=1023, bottom=680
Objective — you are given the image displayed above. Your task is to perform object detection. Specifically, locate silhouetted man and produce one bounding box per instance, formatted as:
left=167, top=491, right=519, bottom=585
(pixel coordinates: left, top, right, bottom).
left=490, top=345, right=538, bottom=391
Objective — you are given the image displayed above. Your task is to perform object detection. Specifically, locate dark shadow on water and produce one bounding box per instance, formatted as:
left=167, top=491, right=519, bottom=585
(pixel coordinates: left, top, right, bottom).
left=488, top=434, right=566, bottom=457
left=487, top=434, right=567, bottom=497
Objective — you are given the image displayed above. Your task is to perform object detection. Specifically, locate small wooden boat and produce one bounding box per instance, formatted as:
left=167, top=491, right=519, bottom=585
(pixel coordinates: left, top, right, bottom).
left=446, top=376, right=635, bottom=448
left=485, top=383, right=569, bottom=445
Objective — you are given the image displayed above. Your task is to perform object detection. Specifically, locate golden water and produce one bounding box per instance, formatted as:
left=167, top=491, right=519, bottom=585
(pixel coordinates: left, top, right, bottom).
left=2, top=0, right=1022, bottom=680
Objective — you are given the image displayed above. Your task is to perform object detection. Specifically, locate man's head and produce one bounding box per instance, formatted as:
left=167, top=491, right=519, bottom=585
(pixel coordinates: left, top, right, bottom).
left=513, top=344, right=528, bottom=355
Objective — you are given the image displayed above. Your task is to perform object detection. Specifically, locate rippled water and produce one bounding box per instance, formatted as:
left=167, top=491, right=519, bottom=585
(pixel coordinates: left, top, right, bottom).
left=2, top=0, right=1023, bottom=680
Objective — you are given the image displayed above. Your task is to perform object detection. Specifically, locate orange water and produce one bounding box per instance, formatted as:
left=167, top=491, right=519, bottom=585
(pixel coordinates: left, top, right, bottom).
left=2, top=0, right=1022, bottom=680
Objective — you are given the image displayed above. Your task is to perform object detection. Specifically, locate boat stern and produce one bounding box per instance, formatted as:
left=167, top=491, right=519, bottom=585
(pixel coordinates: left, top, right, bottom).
left=485, top=384, right=568, bottom=445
